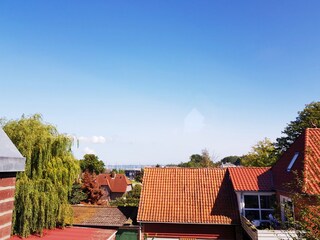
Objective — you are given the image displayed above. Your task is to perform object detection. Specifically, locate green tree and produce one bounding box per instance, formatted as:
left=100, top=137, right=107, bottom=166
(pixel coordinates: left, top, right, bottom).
left=178, top=149, right=216, bottom=167
left=3, top=114, right=79, bottom=237
left=68, top=183, right=87, bottom=205
left=241, top=138, right=277, bottom=167
left=276, top=102, right=320, bottom=153
left=79, top=154, right=105, bottom=174
left=111, top=168, right=125, bottom=174
left=111, top=184, right=141, bottom=207
left=134, top=169, right=144, bottom=183
left=216, top=155, right=241, bottom=166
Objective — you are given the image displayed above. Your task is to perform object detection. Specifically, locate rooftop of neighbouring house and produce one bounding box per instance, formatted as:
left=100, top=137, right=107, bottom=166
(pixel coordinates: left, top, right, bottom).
left=10, top=227, right=116, bottom=240
left=304, top=128, right=320, bottom=194
left=72, top=205, right=128, bottom=227
left=96, top=173, right=131, bottom=193
left=137, top=167, right=239, bottom=225
left=228, top=167, right=273, bottom=192
left=272, top=128, right=320, bottom=195
left=0, top=128, right=25, bottom=172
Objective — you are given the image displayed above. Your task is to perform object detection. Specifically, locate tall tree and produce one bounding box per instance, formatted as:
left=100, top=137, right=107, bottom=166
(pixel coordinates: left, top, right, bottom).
left=79, top=154, right=105, bottom=174
left=178, top=149, right=216, bottom=167
left=81, top=171, right=103, bottom=204
left=276, top=102, right=320, bottom=153
left=241, top=138, right=277, bottom=167
left=3, top=114, right=79, bottom=237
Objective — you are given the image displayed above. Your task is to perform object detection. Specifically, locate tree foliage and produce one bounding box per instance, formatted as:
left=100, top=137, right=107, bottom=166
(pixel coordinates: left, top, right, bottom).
left=178, top=149, right=216, bottom=167
left=110, top=184, right=141, bottom=207
left=281, top=171, right=320, bottom=240
left=3, top=114, right=79, bottom=237
left=68, top=183, right=87, bottom=205
left=134, top=169, right=144, bottom=183
left=276, top=102, right=320, bottom=153
left=241, top=138, right=277, bottom=167
left=81, top=171, right=104, bottom=204
left=79, top=154, right=105, bottom=174
left=217, top=155, right=241, bottom=166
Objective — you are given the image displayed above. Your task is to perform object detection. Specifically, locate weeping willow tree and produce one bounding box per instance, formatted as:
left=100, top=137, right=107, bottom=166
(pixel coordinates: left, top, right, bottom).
left=3, top=114, right=80, bottom=237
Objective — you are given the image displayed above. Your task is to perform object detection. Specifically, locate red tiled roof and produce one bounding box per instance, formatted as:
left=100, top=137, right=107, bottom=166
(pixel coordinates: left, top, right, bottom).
left=72, top=205, right=128, bottom=227
left=228, top=167, right=273, bottom=191
left=96, top=174, right=131, bottom=193
left=10, top=227, right=116, bottom=240
left=304, top=128, right=320, bottom=195
left=272, top=128, right=320, bottom=195
left=137, top=168, right=239, bottom=225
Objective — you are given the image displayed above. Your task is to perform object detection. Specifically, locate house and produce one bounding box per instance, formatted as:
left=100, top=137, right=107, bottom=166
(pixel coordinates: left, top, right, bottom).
left=228, top=167, right=275, bottom=223
left=96, top=173, right=132, bottom=201
left=272, top=128, right=320, bottom=237
left=0, top=128, right=26, bottom=240
left=138, top=128, right=320, bottom=240
left=228, top=128, right=320, bottom=239
left=137, top=168, right=242, bottom=240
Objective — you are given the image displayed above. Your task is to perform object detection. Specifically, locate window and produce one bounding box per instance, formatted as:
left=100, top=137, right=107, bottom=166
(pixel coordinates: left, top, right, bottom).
left=287, top=152, right=299, bottom=172
left=243, top=194, right=276, bottom=222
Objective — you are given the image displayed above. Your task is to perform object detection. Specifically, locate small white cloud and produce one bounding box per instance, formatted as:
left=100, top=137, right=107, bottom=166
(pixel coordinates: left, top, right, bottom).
left=184, top=108, right=205, bottom=133
left=78, top=135, right=108, bottom=144
left=83, top=147, right=96, bottom=155
left=92, top=136, right=106, bottom=143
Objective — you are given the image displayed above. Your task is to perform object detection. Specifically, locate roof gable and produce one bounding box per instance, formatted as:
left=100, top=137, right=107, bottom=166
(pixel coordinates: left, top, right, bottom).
left=137, top=168, right=239, bottom=225
left=272, top=128, right=320, bottom=195
left=96, top=173, right=131, bottom=193
left=228, top=167, right=273, bottom=192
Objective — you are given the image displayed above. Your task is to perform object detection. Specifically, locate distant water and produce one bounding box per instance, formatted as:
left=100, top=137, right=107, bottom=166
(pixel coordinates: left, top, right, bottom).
left=106, top=164, right=154, bottom=170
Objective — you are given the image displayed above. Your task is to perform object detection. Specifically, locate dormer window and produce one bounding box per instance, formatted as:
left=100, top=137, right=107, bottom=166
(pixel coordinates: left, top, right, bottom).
left=287, top=152, right=299, bottom=172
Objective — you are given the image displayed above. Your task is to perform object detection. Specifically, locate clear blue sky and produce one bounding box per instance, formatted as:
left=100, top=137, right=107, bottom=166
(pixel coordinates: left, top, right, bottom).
left=1, top=1, right=319, bottom=165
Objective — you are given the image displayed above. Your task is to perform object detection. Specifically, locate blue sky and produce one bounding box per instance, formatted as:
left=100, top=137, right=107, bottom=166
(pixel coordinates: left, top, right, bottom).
left=1, top=1, right=319, bottom=165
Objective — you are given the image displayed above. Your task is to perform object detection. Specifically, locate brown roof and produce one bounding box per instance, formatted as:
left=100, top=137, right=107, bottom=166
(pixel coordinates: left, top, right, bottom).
left=96, top=173, right=131, bottom=193
left=137, top=168, right=239, bottom=225
left=272, top=128, right=320, bottom=195
left=72, top=205, right=128, bottom=227
left=228, top=167, right=273, bottom=191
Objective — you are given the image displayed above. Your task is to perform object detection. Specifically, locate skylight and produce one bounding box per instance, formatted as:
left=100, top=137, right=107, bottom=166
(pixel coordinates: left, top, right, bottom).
left=287, top=152, right=299, bottom=172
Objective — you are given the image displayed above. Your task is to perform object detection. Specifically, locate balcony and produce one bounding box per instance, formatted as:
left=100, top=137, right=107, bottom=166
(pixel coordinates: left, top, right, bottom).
left=240, top=216, right=301, bottom=240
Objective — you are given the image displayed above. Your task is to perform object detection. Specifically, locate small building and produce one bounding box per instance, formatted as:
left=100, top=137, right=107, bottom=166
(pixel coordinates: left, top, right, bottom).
left=0, top=128, right=25, bottom=240
left=137, top=168, right=242, bottom=240
left=96, top=173, right=132, bottom=201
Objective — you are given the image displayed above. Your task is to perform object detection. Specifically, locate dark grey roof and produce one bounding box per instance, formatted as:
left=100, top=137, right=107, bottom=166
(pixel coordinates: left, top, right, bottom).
left=0, top=128, right=25, bottom=172
left=72, top=206, right=128, bottom=227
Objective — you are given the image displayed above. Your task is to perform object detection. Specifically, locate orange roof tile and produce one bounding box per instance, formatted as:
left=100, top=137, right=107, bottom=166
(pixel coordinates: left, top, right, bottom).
left=96, top=173, right=131, bottom=193
left=137, top=168, right=239, bottom=225
left=304, top=128, right=320, bottom=195
left=228, top=167, right=273, bottom=192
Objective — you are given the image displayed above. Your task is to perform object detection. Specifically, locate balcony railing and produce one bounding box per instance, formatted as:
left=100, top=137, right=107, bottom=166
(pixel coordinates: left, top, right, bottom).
left=240, top=216, right=301, bottom=240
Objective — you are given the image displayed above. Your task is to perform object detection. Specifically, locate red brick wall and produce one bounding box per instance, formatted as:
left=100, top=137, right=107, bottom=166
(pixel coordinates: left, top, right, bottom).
left=0, top=175, right=16, bottom=240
